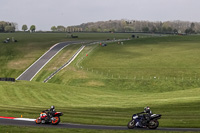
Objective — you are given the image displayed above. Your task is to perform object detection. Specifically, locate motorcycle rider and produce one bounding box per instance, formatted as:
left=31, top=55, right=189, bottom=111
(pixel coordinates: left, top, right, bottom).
left=44, top=105, right=56, bottom=121
left=136, top=106, right=153, bottom=127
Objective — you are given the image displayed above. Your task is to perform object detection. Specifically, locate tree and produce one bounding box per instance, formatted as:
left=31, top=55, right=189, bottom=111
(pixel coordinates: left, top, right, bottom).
left=91, top=27, right=97, bottom=32
left=51, top=26, right=57, bottom=32
left=0, top=24, right=4, bottom=32
left=190, top=22, right=195, bottom=30
left=142, top=27, right=149, bottom=32
left=0, top=21, right=7, bottom=32
left=124, top=26, right=134, bottom=32
left=173, top=29, right=178, bottom=34
left=57, top=25, right=65, bottom=32
left=61, top=19, right=200, bottom=33
left=30, top=25, right=36, bottom=32
left=185, top=28, right=195, bottom=34
left=151, top=26, right=157, bottom=33
left=167, top=27, right=173, bottom=32
left=0, top=21, right=16, bottom=32
left=22, top=24, right=28, bottom=31
left=190, top=22, right=195, bottom=33
left=5, top=26, right=15, bottom=32
left=12, top=23, right=18, bottom=31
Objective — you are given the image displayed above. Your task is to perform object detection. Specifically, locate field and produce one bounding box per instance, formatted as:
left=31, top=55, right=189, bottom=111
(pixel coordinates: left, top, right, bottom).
left=0, top=33, right=200, bottom=132
left=1, top=125, right=194, bottom=133
left=0, top=32, right=132, bottom=78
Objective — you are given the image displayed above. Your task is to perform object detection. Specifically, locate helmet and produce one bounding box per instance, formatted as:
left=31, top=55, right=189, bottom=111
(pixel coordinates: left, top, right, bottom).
left=144, top=106, right=150, bottom=113
left=51, top=105, right=55, bottom=109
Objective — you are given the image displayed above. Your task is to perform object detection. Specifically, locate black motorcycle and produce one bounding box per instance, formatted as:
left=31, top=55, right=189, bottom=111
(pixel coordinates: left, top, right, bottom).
left=127, top=113, right=161, bottom=129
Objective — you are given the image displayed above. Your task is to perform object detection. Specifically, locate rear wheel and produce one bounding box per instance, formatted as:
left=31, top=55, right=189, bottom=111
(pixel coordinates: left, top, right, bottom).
left=127, top=120, right=135, bottom=129
left=148, top=120, right=159, bottom=129
left=51, top=117, right=60, bottom=125
left=35, top=117, right=41, bottom=124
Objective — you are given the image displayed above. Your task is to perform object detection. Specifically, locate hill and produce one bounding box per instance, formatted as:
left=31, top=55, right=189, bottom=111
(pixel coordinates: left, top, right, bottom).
left=0, top=32, right=132, bottom=78
left=0, top=33, right=199, bottom=130
left=47, top=35, right=200, bottom=92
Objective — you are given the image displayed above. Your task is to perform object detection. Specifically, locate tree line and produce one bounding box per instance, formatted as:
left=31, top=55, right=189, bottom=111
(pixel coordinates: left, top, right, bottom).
left=52, top=20, right=200, bottom=34
left=0, top=21, right=17, bottom=32
left=0, top=21, right=36, bottom=32
left=22, top=24, right=36, bottom=32
left=1, top=20, right=199, bottom=34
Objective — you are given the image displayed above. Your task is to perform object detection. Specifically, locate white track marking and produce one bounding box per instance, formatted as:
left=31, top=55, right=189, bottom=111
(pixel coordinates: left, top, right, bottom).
left=14, top=118, right=36, bottom=121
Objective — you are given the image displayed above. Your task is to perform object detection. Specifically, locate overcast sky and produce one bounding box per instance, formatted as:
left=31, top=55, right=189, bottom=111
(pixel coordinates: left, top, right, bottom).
left=1, top=0, right=200, bottom=31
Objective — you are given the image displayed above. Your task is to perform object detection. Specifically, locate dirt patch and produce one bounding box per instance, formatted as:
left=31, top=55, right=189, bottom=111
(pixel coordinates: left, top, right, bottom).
left=7, top=58, right=35, bottom=70
left=86, top=80, right=105, bottom=87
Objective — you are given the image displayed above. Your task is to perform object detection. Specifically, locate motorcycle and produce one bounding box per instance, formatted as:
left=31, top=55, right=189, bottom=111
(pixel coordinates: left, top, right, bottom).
left=127, top=113, right=161, bottom=129
left=35, top=110, right=63, bottom=125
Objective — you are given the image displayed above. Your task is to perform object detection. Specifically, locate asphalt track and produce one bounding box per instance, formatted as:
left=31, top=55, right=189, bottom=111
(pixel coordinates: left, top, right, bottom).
left=16, top=41, right=79, bottom=81
left=16, top=39, right=127, bottom=81
left=0, top=119, right=200, bottom=132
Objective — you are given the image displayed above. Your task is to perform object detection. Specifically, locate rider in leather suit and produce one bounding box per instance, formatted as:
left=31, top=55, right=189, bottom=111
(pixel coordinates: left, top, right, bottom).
left=45, top=105, right=56, bottom=120
left=137, top=106, right=152, bottom=127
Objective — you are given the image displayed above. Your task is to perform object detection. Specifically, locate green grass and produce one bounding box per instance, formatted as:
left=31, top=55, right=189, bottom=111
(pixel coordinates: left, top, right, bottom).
left=0, top=80, right=199, bottom=128
left=1, top=125, right=193, bottom=133
left=0, top=32, right=133, bottom=78
left=0, top=33, right=200, bottom=132
left=0, top=33, right=74, bottom=78
left=48, top=35, right=200, bottom=92
left=80, top=35, right=200, bottom=77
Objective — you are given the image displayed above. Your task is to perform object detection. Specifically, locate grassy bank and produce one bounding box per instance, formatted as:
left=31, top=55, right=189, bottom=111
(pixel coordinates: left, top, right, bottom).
left=0, top=80, right=199, bottom=128
left=1, top=125, right=192, bottom=133
left=0, top=34, right=200, bottom=131
left=0, top=33, right=73, bottom=78
left=0, top=32, right=133, bottom=78
left=48, top=35, right=200, bottom=92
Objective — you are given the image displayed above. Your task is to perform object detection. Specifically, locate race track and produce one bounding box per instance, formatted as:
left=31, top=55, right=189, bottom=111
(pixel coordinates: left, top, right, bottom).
left=0, top=119, right=200, bottom=132
left=8, top=39, right=200, bottom=132
left=16, top=41, right=79, bottom=81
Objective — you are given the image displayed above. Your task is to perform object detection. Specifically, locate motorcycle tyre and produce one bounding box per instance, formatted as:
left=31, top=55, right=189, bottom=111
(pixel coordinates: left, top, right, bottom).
left=51, top=117, right=60, bottom=125
left=35, top=117, right=41, bottom=124
left=127, top=120, right=135, bottom=129
left=148, top=120, right=159, bottom=129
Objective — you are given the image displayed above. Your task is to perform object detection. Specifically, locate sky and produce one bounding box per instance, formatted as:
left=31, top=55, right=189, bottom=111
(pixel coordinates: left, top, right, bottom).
left=1, top=0, right=200, bottom=31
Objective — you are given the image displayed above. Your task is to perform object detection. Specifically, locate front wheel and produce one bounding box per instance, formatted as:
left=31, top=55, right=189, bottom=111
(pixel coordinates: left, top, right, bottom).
left=127, top=120, right=135, bottom=129
left=51, top=116, right=60, bottom=125
left=148, top=120, right=159, bottom=129
left=35, top=117, right=41, bottom=124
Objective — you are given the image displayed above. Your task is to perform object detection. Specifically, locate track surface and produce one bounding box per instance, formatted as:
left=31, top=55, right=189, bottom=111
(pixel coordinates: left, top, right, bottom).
left=17, top=41, right=78, bottom=81
left=0, top=119, right=200, bottom=132
left=16, top=39, right=126, bottom=81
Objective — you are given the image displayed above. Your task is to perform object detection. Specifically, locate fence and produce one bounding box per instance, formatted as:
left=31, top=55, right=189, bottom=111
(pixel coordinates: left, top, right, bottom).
left=44, top=39, right=130, bottom=83
left=76, top=66, right=200, bottom=82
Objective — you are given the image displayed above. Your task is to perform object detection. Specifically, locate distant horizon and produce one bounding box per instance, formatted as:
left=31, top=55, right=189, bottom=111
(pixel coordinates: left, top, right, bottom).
left=12, top=19, right=199, bottom=31
left=2, top=0, right=200, bottom=31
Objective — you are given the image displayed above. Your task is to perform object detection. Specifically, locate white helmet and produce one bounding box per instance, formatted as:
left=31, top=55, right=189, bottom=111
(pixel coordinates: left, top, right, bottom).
left=144, top=106, right=150, bottom=113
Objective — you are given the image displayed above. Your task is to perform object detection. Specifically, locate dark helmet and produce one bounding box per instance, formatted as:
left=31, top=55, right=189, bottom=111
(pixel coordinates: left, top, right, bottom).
left=144, top=106, right=150, bottom=113
left=51, top=105, right=55, bottom=109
